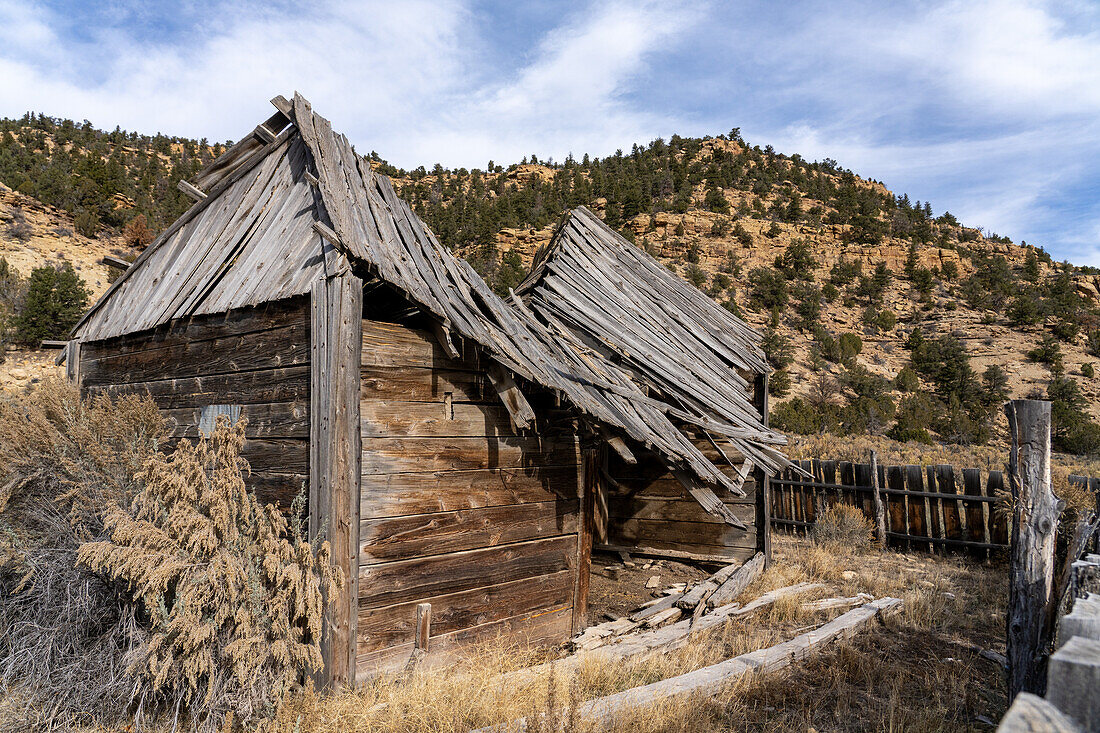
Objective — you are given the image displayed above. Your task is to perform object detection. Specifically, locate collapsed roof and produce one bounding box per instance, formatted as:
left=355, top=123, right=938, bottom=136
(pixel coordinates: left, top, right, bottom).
left=515, top=206, right=791, bottom=481
left=71, top=93, right=792, bottom=528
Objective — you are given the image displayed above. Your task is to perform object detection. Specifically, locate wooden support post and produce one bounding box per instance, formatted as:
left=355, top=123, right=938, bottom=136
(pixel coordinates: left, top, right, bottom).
left=415, top=603, right=432, bottom=652
left=573, top=446, right=597, bottom=635
left=1005, top=399, right=1060, bottom=701
left=753, top=372, right=772, bottom=564
left=310, top=272, right=363, bottom=687
left=870, top=450, right=887, bottom=548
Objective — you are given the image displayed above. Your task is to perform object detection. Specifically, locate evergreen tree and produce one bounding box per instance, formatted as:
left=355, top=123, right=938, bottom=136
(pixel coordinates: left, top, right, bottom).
left=13, top=263, right=89, bottom=344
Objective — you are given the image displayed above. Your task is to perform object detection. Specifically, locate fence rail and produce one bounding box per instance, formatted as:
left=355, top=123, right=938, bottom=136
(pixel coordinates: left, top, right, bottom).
left=770, top=459, right=1011, bottom=554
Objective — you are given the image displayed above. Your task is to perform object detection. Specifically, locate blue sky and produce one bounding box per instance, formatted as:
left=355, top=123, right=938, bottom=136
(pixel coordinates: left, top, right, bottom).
left=1, top=1, right=1098, bottom=265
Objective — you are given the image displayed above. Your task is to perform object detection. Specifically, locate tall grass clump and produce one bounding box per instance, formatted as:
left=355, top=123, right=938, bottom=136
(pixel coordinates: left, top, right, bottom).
left=0, top=379, right=339, bottom=732
left=811, top=504, right=873, bottom=550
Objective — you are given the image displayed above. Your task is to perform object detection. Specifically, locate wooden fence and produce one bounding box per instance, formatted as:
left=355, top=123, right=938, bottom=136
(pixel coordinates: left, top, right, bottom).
left=769, top=459, right=1010, bottom=554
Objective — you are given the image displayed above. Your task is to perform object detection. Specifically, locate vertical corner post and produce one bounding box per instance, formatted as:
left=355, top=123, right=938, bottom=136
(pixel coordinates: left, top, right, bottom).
left=1005, top=399, right=1059, bottom=702
left=310, top=272, right=363, bottom=687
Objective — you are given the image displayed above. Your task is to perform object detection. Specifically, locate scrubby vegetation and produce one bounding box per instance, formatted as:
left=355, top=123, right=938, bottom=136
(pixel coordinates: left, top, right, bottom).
left=0, top=381, right=336, bottom=731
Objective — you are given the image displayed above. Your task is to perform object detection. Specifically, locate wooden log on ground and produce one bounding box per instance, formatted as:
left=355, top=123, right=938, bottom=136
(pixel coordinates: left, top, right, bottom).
left=1005, top=399, right=1060, bottom=701
left=499, top=582, right=823, bottom=690
left=477, top=597, right=902, bottom=732
left=997, top=693, right=1082, bottom=733
left=706, top=552, right=765, bottom=609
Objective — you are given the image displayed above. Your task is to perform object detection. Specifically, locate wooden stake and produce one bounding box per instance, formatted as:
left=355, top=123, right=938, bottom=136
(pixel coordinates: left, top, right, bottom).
left=415, top=603, right=432, bottom=652
left=870, top=450, right=887, bottom=548
left=1005, top=399, right=1061, bottom=701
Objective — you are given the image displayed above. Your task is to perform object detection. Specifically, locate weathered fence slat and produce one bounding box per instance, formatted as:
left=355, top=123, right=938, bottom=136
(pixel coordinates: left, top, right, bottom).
left=769, top=458, right=1035, bottom=556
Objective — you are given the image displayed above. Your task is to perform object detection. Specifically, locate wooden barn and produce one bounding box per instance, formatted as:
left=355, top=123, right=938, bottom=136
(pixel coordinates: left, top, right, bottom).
left=516, top=206, right=791, bottom=564
left=62, top=95, right=791, bottom=684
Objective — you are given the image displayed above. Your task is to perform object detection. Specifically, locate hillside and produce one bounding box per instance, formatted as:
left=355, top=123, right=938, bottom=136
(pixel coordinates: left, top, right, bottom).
left=1, top=115, right=1098, bottom=455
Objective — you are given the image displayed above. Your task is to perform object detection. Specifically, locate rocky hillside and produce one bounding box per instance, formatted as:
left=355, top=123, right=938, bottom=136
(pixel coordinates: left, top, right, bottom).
left=392, top=135, right=1100, bottom=449
left=1, top=116, right=1097, bottom=453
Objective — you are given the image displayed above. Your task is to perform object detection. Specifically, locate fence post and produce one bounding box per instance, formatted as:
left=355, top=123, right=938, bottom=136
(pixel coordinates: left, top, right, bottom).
left=1005, top=399, right=1061, bottom=701
left=870, top=450, right=887, bottom=548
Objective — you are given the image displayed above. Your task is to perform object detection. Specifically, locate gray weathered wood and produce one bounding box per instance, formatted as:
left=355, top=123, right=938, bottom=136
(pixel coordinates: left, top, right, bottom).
left=706, top=552, right=765, bottom=609
left=871, top=449, right=887, bottom=547
left=1005, top=399, right=1060, bottom=701
left=998, top=692, right=1081, bottom=733
left=310, top=272, right=363, bottom=687
left=176, top=179, right=207, bottom=201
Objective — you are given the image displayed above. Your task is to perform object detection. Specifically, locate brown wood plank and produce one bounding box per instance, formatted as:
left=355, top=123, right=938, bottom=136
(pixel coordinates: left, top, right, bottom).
left=357, top=570, right=573, bottom=653
left=885, top=465, right=908, bottom=550
left=360, top=400, right=517, bottom=438
left=361, top=319, right=477, bottom=370
left=986, top=470, right=1009, bottom=547
left=608, top=495, right=756, bottom=524
left=163, top=401, right=309, bottom=438
left=938, top=465, right=963, bottom=546
left=356, top=604, right=573, bottom=677
left=905, top=465, right=931, bottom=552
left=309, top=273, right=363, bottom=686
left=358, top=535, right=576, bottom=608
left=86, top=365, right=311, bottom=409
left=609, top=475, right=756, bottom=504
left=82, top=321, right=310, bottom=386
left=359, top=500, right=579, bottom=564
left=360, top=465, right=581, bottom=518
left=609, top=517, right=756, bottom=551
left=573, top=449, right=595, bottom=634
left=241, top=438, right=309, bottom=473
left=360, top=436, right=578, bottom=474
left=360, top=365, right=487, bottom=403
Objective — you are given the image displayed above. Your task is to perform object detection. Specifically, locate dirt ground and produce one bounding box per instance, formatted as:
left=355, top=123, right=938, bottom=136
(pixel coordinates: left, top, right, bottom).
left=587, top=551, right=711, bottom=625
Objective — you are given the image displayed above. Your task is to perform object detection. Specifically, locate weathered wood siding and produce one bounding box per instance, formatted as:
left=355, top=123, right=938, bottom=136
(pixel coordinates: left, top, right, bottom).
left=80, top=297, right=311, bottom=510
left=357, top=319, right=584, bottom=676
left=604, top=440, right=759, bottom=564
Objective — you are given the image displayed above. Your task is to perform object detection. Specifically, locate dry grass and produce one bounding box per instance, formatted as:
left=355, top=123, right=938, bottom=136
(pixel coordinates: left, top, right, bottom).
left=254, top=536, right=1008, bottom=733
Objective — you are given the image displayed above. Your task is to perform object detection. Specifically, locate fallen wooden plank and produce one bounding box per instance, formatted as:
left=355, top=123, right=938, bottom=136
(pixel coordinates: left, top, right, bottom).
left=802, top=593, right=874, bottom=612
left=474, top=597, right=902, bottom=732
left=707, top=552, right=765, bottom=609
left=497, top=582, right=824, bottom=691
left=676, top=558, right=747, bottom=611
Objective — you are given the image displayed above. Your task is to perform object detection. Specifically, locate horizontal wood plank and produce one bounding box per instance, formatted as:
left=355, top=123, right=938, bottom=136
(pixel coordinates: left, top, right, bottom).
left=360, top=436, right=579, bottom=474
left=359, top=535, right=576, bottom=608
left=608, top=495, right=755, bottom=524
left=80, top=297, right=308, bottom=360
left=359, top=500, right=579, bottom=564
left=82, top=322, right=310, bottom=386
left=361, top=400, right=517, bottom=439
left=361, top=365, right=487, bottom=403
left=164, top=401, right=308, bottom=438
left=357, top=604, right=573, bottom=677
left=250, top=471, right=307, bottom=510
left=360, top=466, right=581, bottom=517
left=357, top=570, right=573, bottom=653
left=361, top=319, right=477, bottom=370
left=610, top=518, right=756, bottom=552
left=86, top=366, right=311, bottom=409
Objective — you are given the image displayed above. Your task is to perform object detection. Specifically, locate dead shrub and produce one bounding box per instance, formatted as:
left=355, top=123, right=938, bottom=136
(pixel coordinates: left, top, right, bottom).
left=811, top=504, right=873, bottom=550
left=1, top=380, right=339, bottom=732
left=0, top=378, right=163, bottom=731
left=78, top=415, right=341, bottom=731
